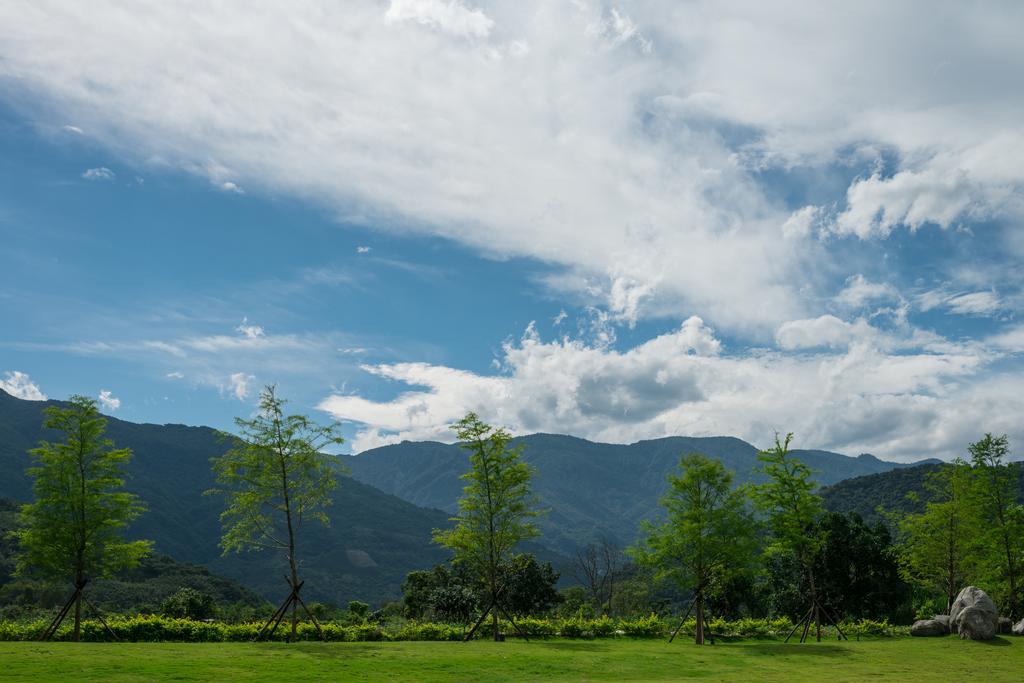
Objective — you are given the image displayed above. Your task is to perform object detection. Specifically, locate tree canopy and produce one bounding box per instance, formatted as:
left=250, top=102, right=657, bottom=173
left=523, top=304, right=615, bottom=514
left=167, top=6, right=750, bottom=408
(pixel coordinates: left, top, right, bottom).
left=15, top=395, right=151, bottom=640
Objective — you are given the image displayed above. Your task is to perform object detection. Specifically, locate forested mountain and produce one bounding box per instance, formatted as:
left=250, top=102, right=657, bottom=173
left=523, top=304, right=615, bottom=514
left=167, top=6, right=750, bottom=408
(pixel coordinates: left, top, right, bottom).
left=0, top=498, right=266, bottom=614
left=820, top=461, right=1024, bottom=525
left=347, top=433, right=940, bottom=554
left=0, top=390, right=457, bottom=606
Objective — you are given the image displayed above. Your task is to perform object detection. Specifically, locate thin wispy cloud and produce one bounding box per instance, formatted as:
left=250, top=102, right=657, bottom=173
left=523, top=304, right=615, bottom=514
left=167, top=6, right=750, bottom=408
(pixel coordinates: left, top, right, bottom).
left=82, top=166, right=114, bottom=181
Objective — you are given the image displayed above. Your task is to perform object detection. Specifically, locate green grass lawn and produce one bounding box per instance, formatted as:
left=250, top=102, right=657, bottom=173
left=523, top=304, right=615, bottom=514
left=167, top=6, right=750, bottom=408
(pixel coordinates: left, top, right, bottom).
left=1, top=637, right=1022, bottom=682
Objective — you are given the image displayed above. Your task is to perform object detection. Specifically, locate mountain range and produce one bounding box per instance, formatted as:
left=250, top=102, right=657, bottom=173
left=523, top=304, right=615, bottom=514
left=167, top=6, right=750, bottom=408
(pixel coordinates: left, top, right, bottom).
left=1, top=388, right=941, bottom=604
left=346, top=434, right=941, bottom=555
left=0, top=389, right=454, bottom=607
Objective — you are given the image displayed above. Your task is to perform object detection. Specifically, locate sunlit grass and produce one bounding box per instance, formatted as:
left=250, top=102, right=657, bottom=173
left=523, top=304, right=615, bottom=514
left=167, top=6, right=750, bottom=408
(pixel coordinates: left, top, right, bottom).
left=2, top=636, right=1023, bottom=681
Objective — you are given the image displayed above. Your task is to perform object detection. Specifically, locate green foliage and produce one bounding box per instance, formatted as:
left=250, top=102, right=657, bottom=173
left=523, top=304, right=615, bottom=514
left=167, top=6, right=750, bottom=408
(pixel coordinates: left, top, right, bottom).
left=896, top=461, right=980, bottom=612
left=160, top=587, right=216, bottom=620
left=208, top=385, right=346, bottom=559
left=15, top=396, right=151, bottom=586
left=433, top=413, right=541, bottom=580
left=496, top=554, right=562, bottom=617
left=754, top=433, right=823, bottom=569
left=0, top=613, right=913, bottom=642
left=346, top=600, right=369, bottom=618
left=617, top=614, right=667, bottom=637
left=633, top=453, right=759, bottom=600
left=812, top=512, right=911, bottom=621
left=967, top=434, right=1024, bottom=617
left=401, top=554, right=559, bottom=624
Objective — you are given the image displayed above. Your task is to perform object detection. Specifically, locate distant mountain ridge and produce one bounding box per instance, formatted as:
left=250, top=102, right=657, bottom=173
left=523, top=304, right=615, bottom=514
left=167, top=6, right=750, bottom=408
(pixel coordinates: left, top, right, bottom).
left=0, top=389, right=459, bottom=606
left=820, top=461, right=1024, bottom=525
left=347, top=433, right=941, bottom=554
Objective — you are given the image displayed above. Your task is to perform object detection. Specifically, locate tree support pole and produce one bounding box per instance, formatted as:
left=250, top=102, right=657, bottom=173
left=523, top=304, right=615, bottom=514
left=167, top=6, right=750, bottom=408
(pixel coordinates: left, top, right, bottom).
left=37, top=580, right=86, bottom=642
left=784, top=604, right=814, bottom=644
left=668, top=582, right=707, bottom=644
left=463, top=603, right=494, bottom=642
left=82, top=593, right=119, bottom=641
left=495, top=604, right=530, bottom=642
left=256, top=579, right=316, bottom=642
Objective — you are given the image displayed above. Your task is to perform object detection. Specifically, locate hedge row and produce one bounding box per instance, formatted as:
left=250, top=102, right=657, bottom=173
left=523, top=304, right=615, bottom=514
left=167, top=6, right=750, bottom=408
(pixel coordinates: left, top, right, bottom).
left=0, top=614, right=906, bottom=642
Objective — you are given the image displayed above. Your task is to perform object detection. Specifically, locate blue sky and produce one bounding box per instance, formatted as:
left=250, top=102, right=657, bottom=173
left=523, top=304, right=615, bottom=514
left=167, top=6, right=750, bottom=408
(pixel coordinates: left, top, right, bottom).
left=2, top=1, right=1023, bottom=460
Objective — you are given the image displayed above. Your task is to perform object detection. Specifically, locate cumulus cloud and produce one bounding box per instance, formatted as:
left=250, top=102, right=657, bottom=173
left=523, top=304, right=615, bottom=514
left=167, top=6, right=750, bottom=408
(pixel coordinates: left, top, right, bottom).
left=0, top=370, right=47, bottom=400
left=356, top=246, right=371, bottom=254
left=775, top=315, right=874, bottom=350
left=82, top=166, right=114, bottom=180
left=320, top=319, right=1008, bottom=460
left=97, top=389, right=121, bottom=411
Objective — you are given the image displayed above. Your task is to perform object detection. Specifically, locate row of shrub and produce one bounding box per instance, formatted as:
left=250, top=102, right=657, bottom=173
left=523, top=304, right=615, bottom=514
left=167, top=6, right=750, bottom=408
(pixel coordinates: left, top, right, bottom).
left=0, top=614, right=906, bottom=642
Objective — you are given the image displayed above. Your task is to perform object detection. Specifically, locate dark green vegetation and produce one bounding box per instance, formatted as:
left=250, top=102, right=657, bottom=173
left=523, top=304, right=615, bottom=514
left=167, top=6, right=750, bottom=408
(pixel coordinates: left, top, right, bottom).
left=820, top=461, right=1024, bottom=524
left=348, top=433, right=939, bottom=554
left=0, top=389, right=451, bottom=606
left=633, top=453, right=758, bottom=643
left=2, top=639, right=1024, bottom=681
left=1, top=498, right=266, bottom=618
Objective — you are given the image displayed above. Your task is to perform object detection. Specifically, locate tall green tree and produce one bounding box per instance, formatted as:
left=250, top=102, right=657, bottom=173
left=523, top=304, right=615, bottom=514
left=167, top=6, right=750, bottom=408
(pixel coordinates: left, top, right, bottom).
left=633, top=453, right=758, bottom=644
left=968, top=434, right=1024, bottom=617
left=208, top=385, right=345, bottom=641
left=897, top=460, right=980, bottom=613
left=754, top=433, right=829, bottom=641
left=15, top=396, right=150, bottom=641
left=433, top=412, right=540, bottom=641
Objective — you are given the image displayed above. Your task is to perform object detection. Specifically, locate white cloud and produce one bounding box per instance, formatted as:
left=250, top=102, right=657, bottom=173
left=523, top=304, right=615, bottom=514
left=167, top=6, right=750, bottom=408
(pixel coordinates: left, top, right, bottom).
left=775, top=315, right=874, bottom=350
left=1, top=1, right=1022, bottom=335
left=82, top=166, right=114, bottom=180
left=220, top=181, right=243, bottom=193
left=781, top=205, right=819, bottom=240
left=834, top=275, right=900, bottom=310
left=235, top=317, right=265, bottom=339
left=946, top=291, right=1001, bottom=316
left=0, top=370, right=47, bottom=400
left=356, top=246, right=371, bottom=254
left=384, top=0, right=493, bottom=38
left=989, top=325, right=1024, bottom=352
left=916, top=288, right=1002, bottom=317
left=97, top=389, right=121, bottom=411
left=62, top=124, right=83, bottom=134
left=223, top=372, right=254, bottom=401
left=165, top=371, right=184, bottom=379
left=320, top=320, right=1008, bottom=460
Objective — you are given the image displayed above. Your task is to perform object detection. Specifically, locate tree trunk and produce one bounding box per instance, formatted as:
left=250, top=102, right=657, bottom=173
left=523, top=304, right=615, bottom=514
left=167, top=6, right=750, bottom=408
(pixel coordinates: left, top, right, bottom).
left=809, top=570, right=821, bottom=642
left=491, top=598, right=500, bottom=642
left=289, top=554, right=299, bottom=642
left=72, top=592, right=82, bottom=642
left=694, top=594, right=705, bottom=645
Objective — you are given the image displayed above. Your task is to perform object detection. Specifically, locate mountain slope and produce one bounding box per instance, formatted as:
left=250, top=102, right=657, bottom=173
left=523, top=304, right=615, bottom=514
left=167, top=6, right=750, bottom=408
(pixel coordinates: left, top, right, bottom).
left=820, top=461, right=1024, bottom=525
left=347, top=433, right=941, bottom=554
left=0, top=390, right=456, bottom=606
left=1, top=498, right=267, bottom=613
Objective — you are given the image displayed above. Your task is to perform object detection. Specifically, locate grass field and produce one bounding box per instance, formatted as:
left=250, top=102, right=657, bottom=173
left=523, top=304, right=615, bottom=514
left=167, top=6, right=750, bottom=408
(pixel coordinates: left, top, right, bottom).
left=1, top=637, right=1022, bottom=681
